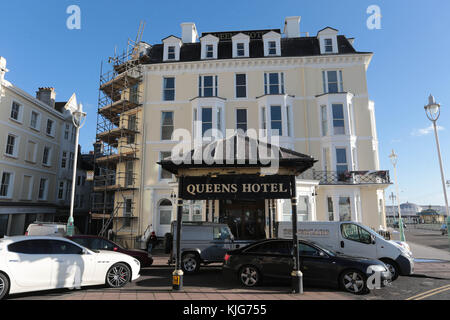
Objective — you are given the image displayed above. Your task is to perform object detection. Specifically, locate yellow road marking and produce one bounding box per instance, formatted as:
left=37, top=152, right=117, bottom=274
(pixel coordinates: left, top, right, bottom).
left=406, top=284, right=450, bottom=300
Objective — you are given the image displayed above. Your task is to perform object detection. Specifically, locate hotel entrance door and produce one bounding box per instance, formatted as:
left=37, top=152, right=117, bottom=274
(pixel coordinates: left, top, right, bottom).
left=219, top=199, right=266, bottom=240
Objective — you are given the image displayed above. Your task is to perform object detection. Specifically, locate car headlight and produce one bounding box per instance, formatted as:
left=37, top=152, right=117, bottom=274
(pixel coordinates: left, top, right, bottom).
left=367, top=265, right=387, bottom=273
left=133, top=258, right=140, bottom=266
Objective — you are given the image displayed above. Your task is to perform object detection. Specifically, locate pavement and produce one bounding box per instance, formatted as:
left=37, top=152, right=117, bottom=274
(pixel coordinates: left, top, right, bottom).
left=7, top=227, right=450, bottom=301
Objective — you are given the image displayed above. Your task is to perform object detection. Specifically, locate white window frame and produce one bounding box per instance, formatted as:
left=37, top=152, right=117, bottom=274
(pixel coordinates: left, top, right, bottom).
left=42, top=146, right=52, bottom=166
left=5, top=133, right=19, bottom=158
left=10, top=101, right=23, bottom=123
left=38, top=177, right=49, bottom=201
left=57, top=180, right=65, bottom=200
left=263, top=31, right=281, bottom=57
left=236, top=108, right=248, bottom=132
left=320, top=105, right=328, bottom=136
left=46, top=118, right=55, bottom=137
left=198, top=75, right=218, bottom=97
left=30, top=110, right=41, bottom=131
left=335, top=147, right=349, bottom=173
left=161, top=111, right=174, bottom=141
left=264, top=72, right=285, bottom=95
left=162, top=77, right=175, bottom=101
left=322, top=70, right=344, bottom=94
left=200, top=34, right=219, bottom=60
left=235, top=73, right=247, bottom=98
left=232, top=33, right=250, bottom=58
left=332, top=103, right=346, bottom=135
left=159, top=151, right=173, bottom=181
left=162, top=36, right=182, bottom=62
left=0, top=170, right=15, bottom=199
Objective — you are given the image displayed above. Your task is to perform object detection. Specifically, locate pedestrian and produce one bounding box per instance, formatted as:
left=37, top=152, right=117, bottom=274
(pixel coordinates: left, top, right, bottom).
left=147, top=231, right=158, bottom=254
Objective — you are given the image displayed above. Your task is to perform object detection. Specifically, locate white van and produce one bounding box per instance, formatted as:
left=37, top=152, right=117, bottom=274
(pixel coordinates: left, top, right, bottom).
left=25, top=222, right=80, bottom=237
left=276, top=221, right=414, bottom=280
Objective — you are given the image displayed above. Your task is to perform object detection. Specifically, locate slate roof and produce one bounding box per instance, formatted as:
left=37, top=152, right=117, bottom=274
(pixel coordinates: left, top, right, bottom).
left=144, top=32, right=367, bottom=65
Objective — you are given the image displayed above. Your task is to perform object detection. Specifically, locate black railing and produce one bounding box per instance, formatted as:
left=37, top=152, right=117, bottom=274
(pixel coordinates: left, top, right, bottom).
left=300, top=170, right=390, bottom=185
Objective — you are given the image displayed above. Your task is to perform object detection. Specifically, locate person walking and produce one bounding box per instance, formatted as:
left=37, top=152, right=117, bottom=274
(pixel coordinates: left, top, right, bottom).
left=147, top=231, right=158, bottom=254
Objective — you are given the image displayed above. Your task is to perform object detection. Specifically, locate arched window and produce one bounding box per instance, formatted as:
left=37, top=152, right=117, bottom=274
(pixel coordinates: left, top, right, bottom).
left=158, top=199, right=172, bottom=225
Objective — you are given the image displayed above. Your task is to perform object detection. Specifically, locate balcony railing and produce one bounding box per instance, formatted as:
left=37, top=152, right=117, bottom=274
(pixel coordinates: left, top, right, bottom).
left=299, top=170, right=390, bottom=185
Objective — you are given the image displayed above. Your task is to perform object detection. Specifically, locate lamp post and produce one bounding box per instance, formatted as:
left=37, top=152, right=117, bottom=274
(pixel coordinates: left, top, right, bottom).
left=424, top=95, right=450, bottom=248
left=389, top=150, right=406, bottom=242
left=67, top=103, right=87, bottom=237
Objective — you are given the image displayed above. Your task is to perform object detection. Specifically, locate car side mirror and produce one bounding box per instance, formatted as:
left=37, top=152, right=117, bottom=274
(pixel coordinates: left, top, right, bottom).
left=371, top=236, right=376, bottom=245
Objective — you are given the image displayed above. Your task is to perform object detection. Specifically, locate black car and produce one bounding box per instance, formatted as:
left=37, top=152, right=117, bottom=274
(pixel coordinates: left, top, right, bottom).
left=223, top=239, right=391, bottom=294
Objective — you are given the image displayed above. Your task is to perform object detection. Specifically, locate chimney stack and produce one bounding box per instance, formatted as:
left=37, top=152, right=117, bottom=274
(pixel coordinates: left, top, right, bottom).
left=0, top=57, right=8, bottom=82
left=284, top=16, right=301, bottom=38
left=36, top=87, right=56, bottom=108
left=181, top=22, right=198, bottom=43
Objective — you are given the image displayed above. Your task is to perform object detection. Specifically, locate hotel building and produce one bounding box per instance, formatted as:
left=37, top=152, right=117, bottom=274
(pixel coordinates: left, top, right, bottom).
left=92, top=17, right=390, bottom=247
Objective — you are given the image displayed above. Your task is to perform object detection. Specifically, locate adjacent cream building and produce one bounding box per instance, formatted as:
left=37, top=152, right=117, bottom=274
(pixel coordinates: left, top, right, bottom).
left=0, top=56, right=90, bottom=236
left=93, top=17, right=390, bottom=247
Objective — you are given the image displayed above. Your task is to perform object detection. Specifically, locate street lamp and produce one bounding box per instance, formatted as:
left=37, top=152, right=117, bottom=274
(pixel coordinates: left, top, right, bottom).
left=67, top=103, right=87, bottom=236
left=389, top=150, right=406, bottom=242
left=424, top=95, right=450, bottom=248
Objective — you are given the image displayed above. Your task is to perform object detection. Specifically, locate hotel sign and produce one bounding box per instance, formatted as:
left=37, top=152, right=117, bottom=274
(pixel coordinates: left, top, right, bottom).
left=181, top=175, right=292, bottom=200
left=201, top=29, right=281, bottom=41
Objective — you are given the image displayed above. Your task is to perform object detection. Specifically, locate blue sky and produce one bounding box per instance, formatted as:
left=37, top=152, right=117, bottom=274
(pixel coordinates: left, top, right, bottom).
left=1, top=0, right=449, bottom=206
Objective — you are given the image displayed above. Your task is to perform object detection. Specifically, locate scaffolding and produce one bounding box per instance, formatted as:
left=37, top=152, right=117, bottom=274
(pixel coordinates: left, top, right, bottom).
left=92, top=25, right=149, bottom=248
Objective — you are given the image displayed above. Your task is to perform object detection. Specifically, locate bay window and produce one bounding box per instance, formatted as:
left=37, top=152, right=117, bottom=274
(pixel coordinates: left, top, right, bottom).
left=332, top=104, right=345, bottom=135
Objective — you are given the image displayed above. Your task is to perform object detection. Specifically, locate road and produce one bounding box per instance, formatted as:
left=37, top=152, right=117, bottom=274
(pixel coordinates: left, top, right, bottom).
left=6, top=228, right=450, bottom=300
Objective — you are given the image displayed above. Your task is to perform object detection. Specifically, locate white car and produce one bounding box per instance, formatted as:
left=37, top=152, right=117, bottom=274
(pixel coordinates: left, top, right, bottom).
left=0, top=236, right=140, bottom=299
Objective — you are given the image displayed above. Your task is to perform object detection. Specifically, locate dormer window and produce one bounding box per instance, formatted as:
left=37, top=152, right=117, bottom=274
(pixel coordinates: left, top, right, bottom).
left=317, top=27, right=339, bottom=54
left=167, top=46, right=176, bottom=60
left=162, top=36, right=182, bottom=62
left=206, top=45, right=214, bottom=58
left=200, top=34, right=219, bottom=60
left=262, top=31, right=281, bottom=57
left=232, top=33, right=250, bottom=58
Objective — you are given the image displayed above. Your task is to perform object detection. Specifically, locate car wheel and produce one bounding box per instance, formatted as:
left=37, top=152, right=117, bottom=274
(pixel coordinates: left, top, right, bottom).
left=239, top=265, right=260, bottom=287
left=106, top=263, right=131, bottom=288
left=380, top=259, right=399, bottom=281
left=0, top=273, right=9, bottom=300
left=340, top=269, right=368, bottom=295
left=181, top=253, right=200, bottom=274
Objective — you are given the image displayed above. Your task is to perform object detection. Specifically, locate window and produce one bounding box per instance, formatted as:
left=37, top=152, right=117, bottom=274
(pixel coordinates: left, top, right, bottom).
left=61, top=151, right=67, bottom=168
left=322, top=70, right=343, bottom=93
left=71, top=126, right=76, bottom=143
left=297, top=196, right=309, bottom=222
left=261, top=107, right=267, bottom=134
left=321, top=105, right=328, bottom=136
left=26, top=140, right=37, bottom=163
left=182, top=200, right=203, bottom=222
left=264, top=72, right=284, bottom=95
left=167, top=46, right=175, bottom=60
left=160, top=152, right=172, bottom=180
left=130, top=84, right=138, bottom=104
left=161, top=111, right=174, bottom=140
left=236, top=43, right=245, bottom=57
left=159, top=199, right=172, bottom=225
left=46, top=119, right=54, bottom=136
left=213, top=226, right=232, bottom=240
left=0, top=172, right=13, bottom=198
left=268, top=41, right=277, bottom=55
left=8, top=240, right=53, bottom=255
left=298, top=243, right=321, bottom=257
left=42, top=146, right=51, bottom=166
left=38, top=178, right=48, bottom=200
left=199, top=75, right=218, bottom=97
left=236, top=109, right=247, bottom=132
left=163, top=77, right=175, bottom=101
left=50, top=240, right=83, bottom=254
left=206, top=44, right=214, bottom=58
left=201, top=108, right=213, bottom=136
left=10, top=101, right=21, bottom=121
left=339, top=197, right=352, bottom=221
left=327, top=197, right=334, bottom=221
left=124, top=199, right=133, bottom=227
left=58, top=181, right=64, bottom=199
left=324, top=38, right=333, bottom=53
left=246, top=241, right=291, bottom=255
left=30, top=111, right=40, bottom=130
left=270, top=106, right=282, bottom=136
left=125, top=161, right=134, bottom=186
left=69, top=152, right=74, bottom=169
left=127, top=114, right=137, bottom=144
left=341, top=223, right=372, bottom=244
left=336, top=148, right=348, bottom=173
left=64, top=124, right=69, bottom=140
left=332, top=104, right=345, bottom=135
left=235, top=74, right=246, bottom=98
left=5, top=134, right=17, bottom=156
